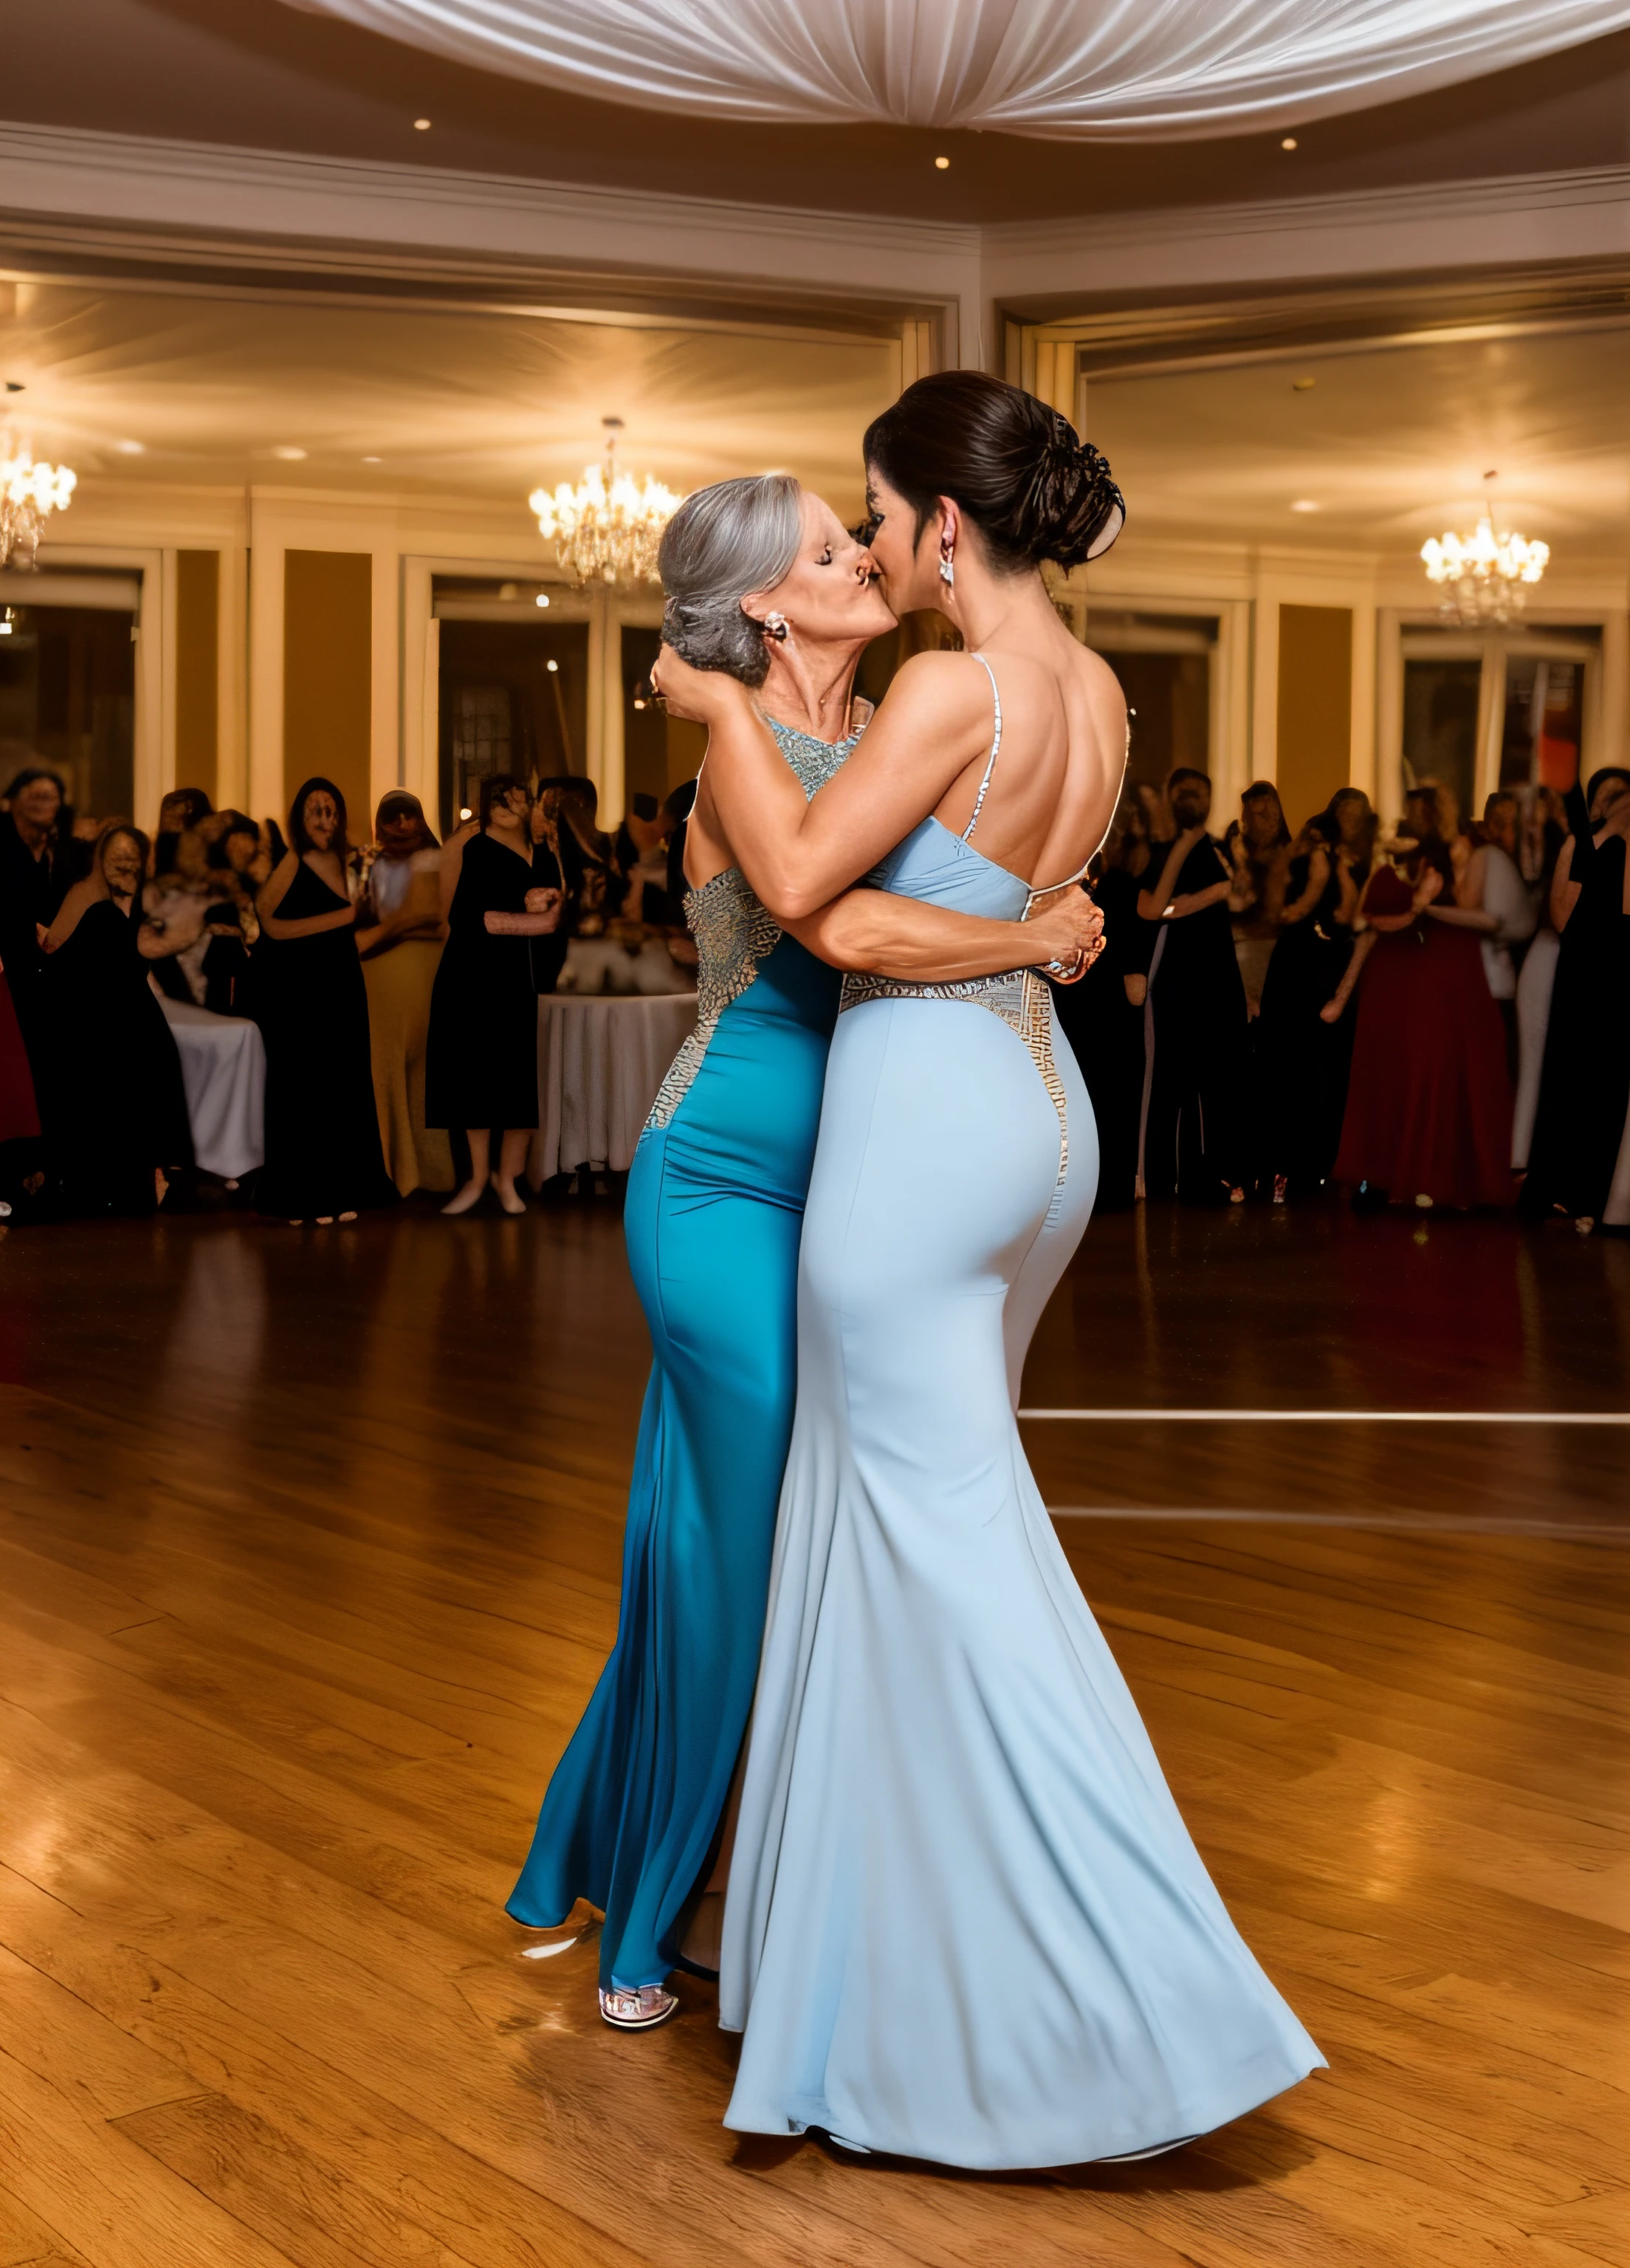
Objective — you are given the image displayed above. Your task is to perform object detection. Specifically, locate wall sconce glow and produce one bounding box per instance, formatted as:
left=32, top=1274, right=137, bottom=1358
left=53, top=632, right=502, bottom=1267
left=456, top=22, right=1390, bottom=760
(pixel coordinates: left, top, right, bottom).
left=546, top=659, right=560, bottom=673
left=413, top=118, right=431, bottom=130
left=935, top=155, right=950, bottom=169
left=459, top=805, right=472, bottom=820
left=1281, top=136, right=1299, bottom=150
left=534, top=593, right=550, bottom=608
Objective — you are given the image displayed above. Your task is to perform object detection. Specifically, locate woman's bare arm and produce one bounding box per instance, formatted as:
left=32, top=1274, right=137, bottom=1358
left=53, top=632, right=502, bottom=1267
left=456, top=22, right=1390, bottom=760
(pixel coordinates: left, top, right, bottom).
left=787, top=885, right=1100, bottom=981
left=660, top=649, right=993, bottom=920
left=258, top=851, right=355, bottom=941
left=1136, top=827, right=1205, bottom=922
left=1278, top=847, right=1330, bottom=927
left=440, top=824, right=476, bottom=922
left=41, top=878, right=99, bottom=952
left=1319, top=928, right=1375, bottom=1021
left=357, top=869, right=445, bottom=958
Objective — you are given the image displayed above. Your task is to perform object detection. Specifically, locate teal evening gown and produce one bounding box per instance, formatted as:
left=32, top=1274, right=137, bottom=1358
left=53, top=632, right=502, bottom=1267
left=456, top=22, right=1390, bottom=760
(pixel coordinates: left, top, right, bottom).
left=721, top=659, right=1323, bottom=2167
left=508, top=718, right=860, bottom=1991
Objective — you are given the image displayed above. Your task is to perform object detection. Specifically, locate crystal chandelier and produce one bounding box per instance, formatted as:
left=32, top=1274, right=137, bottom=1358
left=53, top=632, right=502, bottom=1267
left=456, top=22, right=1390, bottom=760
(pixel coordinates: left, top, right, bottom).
left=528, top=418, right=681, bottom=588
left=0, top=436, right=77, bottom=571
left=1420, top=476, right=1548, bottom=626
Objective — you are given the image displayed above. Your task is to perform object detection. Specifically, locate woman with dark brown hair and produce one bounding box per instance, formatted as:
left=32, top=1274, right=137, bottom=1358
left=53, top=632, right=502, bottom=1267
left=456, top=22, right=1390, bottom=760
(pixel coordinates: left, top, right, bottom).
left=425, top=772, right=562, bottom=1215
left=253, top=776, right=399, bottom=1224
left=657, top=369, right=1320, bottom=2168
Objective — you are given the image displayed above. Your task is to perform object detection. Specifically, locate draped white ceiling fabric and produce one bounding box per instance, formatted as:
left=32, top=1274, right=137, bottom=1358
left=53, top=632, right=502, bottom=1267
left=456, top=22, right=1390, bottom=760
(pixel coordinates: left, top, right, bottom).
left=281, top=0, right=1630, bottom=140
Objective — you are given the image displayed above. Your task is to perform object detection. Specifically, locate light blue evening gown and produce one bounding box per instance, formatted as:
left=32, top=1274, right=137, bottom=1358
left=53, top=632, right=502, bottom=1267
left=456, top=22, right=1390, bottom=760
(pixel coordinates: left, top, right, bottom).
left=720, top=658, right=1324, bottom=2168
left=508, top=718, right=860, bottom=1991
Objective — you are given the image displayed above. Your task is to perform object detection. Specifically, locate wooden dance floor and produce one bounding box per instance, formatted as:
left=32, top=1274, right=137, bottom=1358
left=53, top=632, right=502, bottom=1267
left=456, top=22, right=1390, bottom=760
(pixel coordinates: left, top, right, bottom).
left=0, top=1197, right=1626, bottom=2268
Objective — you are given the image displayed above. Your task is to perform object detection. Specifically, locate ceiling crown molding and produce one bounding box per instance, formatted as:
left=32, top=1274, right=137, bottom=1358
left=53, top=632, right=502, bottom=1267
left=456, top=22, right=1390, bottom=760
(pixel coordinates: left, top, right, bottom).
left=988, top=161, right=1630, bottom=303
left=0, top=120, right=981, bottom=303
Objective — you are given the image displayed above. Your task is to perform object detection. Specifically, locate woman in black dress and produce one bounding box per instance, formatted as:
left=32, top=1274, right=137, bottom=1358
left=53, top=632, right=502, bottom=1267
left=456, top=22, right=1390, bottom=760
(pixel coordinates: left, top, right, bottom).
left=38, top=823, right=193, bottom=1214
left=1521, top=768, right=1630, bottom=1226
left=1050, top=788, right=1152, bottom=1210
left=254, top=777, right=399, bottom=1224
left=426, top=772, right=563, bottom=1217
left=1256, top=790, right=1372, bottom=1200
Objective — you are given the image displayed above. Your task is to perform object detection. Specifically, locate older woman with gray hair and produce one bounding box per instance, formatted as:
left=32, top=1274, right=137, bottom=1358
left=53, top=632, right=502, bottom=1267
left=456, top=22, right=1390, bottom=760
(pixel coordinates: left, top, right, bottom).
left=508, top=469, right=1101, bottom=2030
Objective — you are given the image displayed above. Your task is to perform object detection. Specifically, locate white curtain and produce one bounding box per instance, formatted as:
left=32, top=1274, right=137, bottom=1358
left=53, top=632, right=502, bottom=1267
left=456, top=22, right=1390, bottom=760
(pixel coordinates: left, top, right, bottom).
left=281, top=0, right=1630, bottom=140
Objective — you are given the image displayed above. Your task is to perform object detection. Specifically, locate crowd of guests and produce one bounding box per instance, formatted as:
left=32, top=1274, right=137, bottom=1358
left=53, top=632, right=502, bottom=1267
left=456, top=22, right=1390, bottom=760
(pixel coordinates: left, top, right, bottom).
left=1053, top=760, right=1630, bottom=1229
left=3, top=748, right=1624, bottom=1231
left=0, top=761, right=697, bottom=1225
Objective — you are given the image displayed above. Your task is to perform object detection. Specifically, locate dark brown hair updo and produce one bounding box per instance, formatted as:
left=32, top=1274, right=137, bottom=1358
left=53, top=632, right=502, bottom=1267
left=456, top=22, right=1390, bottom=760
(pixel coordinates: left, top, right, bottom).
left=863, top=371, right=1124, bottom=576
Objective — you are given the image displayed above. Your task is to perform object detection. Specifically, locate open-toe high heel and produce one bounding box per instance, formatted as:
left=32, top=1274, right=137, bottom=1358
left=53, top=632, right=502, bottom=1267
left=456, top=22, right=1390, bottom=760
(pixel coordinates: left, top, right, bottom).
left=598, top=1984, right=678, bottom=2031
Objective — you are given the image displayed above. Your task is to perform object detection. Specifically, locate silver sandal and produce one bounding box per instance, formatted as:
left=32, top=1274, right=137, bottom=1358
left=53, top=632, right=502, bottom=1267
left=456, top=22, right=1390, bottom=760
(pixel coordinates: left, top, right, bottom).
left=598, top=1984, right=679, bottom=2031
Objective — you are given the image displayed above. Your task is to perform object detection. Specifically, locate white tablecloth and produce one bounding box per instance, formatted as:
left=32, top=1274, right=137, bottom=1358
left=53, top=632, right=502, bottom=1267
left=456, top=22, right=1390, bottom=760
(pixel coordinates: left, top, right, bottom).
left=529, top=992, right=698, bottom=1180
left=157, top=994, right=266, bottom=1179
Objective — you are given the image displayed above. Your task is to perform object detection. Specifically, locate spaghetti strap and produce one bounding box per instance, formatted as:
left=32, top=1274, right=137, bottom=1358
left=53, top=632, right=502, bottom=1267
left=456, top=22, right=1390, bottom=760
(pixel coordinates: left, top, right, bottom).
left=961, top=653, right=1003, bottom=842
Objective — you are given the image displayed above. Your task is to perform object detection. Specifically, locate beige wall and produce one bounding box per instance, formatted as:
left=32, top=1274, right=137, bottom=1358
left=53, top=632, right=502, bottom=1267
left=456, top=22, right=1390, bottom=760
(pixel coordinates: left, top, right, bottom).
left=1276, top=604, right=1353, bottom=829
left=283, top=550, right=372, bottom=834
left=173, top=549, right=219, bottom=805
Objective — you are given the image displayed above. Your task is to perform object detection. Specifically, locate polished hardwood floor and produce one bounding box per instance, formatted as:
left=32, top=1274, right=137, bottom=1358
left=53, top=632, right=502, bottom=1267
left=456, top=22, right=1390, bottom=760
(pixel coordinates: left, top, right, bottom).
left=0, top=1193, right=1626, bottom=2268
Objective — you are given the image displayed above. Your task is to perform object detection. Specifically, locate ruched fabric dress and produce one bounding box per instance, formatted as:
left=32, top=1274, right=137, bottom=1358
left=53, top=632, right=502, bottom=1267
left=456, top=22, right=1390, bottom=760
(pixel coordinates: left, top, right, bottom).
left=508, top=720, right=860, bottom=1991
left=425, top=831, right=540, bottom=1133
left=721, top=659, right=1322, bottom=2168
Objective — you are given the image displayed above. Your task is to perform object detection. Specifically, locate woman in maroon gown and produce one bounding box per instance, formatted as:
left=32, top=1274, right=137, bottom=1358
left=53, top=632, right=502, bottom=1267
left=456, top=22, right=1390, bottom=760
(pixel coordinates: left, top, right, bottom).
left=1325, top=846, right=1513, bottom=1211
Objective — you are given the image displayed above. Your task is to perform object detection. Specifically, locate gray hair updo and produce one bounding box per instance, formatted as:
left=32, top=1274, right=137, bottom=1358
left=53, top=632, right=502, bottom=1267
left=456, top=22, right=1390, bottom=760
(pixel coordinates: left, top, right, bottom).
left=658, top=472, right=803, bottom=687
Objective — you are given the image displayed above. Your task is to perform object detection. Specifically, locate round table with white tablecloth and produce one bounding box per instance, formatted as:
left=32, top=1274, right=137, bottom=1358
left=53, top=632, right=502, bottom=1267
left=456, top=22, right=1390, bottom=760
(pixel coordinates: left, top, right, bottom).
left=156, top=992, right=266, bottom=1179
left=529, top=991, right=698, bottom=1181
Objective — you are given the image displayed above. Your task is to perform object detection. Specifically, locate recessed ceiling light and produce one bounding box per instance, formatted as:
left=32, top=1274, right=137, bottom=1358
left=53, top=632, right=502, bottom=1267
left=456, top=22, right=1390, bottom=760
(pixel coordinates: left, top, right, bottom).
left=114, top=438, right=145, bottom=456
left=361, top=454, right=382, bottom=464
left=1291, top=377, right=1316, bottom=391
left=271, top=444, right=307, bottom=461
left=1281, top=136, right=1299, bottom=151
left=534, top=594, right=551, bottom=608
left=413, top=117, right=431, bottom=131
left=934, top=155, right=950, bottom=170
left=1290, top=499, right=1320, bottom=513
left=546, top=658, right=560, bottom=673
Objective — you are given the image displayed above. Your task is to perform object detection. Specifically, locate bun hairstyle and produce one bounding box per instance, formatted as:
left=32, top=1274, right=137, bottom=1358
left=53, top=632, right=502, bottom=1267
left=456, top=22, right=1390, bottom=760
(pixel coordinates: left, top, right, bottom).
left=862, top=371, right=1124, bottom=574
left=658, top=472, right=803, bottom=685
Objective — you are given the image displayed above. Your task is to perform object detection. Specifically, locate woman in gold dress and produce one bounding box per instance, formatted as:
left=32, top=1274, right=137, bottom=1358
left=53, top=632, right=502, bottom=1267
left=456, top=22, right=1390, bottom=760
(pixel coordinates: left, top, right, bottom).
left=358, top=791, right=455, bottom=1195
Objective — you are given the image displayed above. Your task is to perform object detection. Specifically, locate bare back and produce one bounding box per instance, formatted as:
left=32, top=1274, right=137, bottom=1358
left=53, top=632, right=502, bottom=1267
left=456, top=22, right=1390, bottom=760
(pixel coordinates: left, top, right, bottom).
left=924, top=623, right=1126, bottom=896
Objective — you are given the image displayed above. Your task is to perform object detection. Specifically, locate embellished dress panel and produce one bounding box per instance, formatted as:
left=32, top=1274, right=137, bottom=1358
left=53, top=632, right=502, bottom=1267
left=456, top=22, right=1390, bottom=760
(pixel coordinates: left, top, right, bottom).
left=507, top=716, right=860, bottom=1990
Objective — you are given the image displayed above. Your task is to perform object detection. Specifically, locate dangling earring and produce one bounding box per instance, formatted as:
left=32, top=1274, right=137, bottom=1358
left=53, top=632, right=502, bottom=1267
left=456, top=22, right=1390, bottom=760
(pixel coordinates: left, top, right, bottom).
left=763, top=611, right=789, bottom=642
left=938, top=543, right=955, bottom=589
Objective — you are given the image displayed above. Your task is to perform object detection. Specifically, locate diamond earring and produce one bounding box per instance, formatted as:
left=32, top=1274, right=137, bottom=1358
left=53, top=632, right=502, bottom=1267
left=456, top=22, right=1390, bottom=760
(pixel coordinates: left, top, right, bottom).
left=763, top=611, right=789, bottom=642
left=938, top=545, right=955, bottom=589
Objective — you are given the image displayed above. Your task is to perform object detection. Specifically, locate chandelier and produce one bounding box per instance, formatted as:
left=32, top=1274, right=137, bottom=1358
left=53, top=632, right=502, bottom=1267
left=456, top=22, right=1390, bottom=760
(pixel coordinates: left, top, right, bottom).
left=0, top=437, right=77, bottom=571
left=1420, top=478, right=1548, bottom=626
left=528, top=418, right=681, bottom=588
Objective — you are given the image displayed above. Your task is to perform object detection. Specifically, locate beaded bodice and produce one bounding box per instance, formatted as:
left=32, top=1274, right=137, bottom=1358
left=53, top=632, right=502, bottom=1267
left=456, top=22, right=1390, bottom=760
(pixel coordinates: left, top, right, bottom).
left=644, top=714, right=864, bottom=1133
